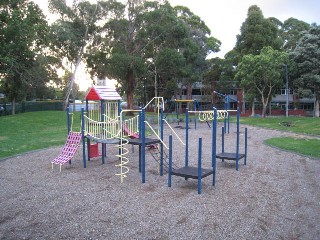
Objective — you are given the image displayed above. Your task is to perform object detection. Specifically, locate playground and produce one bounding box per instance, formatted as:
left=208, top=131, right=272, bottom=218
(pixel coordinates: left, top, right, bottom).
left=1, top=122, right=319, bottom=239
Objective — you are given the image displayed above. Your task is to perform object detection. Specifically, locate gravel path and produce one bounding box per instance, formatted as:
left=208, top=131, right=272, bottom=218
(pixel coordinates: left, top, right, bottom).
left=0, top=124, right=319, bottom=240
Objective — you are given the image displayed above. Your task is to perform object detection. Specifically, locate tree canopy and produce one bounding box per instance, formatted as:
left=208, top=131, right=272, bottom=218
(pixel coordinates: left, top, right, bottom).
left=0, top=0, right=56, bottom=111
left=290, top=24, right=320, bottom=117
left=236, top=46, right=288, bottom=117
left=86, top=0, right=220, bottom=109
left=235, top=5, right=281, bottom=58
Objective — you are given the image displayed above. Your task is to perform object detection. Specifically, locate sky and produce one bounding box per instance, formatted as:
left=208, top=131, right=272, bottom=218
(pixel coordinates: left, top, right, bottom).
left=32, top=0, right=320, bottom=90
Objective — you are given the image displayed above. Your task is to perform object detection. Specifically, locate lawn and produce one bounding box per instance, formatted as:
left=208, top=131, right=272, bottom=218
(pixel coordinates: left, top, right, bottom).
left=0, top=111, right=80, bottom=159
left=239, top=116, right=320, bottom=135
left=265, top=137, right=320, bottom=159
left=0, top=111, right=319, bottom=160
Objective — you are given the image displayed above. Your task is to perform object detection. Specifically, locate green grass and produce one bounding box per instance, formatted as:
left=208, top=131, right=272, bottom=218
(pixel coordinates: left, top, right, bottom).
left=265, top=137, right=320, bottom=159
left=237, top=116, right=320, bottom=159
left=0, top=111, right=81, bottom=159
left=239, top=116, right=320, bottom=135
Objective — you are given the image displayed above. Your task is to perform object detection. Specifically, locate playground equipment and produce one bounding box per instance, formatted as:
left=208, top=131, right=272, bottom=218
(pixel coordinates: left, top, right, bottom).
left=51, top=108, right=82, bottom=171
left=168, top=108, right=219, bottom=194
left=53, top=85, right=248, bottom=188
left=81, top=86, right=122, bottom=169
left=216, top=108, right=248, bottom=171
left=165, top=99, right=198, bottom=128
left=166, top=107, right=248, bottom=193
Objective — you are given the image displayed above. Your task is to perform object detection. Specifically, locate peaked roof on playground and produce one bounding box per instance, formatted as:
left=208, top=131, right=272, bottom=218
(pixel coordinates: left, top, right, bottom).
left=85, top=85, right=122, bottom=101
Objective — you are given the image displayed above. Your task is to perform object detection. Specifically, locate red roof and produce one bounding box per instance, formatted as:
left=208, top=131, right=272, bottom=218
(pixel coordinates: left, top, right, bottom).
left=85, top=86, right=122, bottom=101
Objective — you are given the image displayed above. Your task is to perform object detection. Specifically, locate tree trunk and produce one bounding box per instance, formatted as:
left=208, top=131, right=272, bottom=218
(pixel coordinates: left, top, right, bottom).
left=261, top=101, right=268, bottom=118
left=251, top=101, right=255, bottom=117
left=315, top=98, right=319, bottom=117
left=11, top=98, right=15, bottom=115
left=126, top=68, right=135, bottom=110
left=186, top=81, right=191, bottom=109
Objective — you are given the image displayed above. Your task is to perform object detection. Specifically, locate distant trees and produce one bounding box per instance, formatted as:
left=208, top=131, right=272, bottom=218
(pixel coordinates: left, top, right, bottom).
left=236, top=47, right=288, bottom=117
left=235, top=5, right=281, bottom=57
left=86, top=0, right=220, bottom=109
left=290, top=24, right=320, bottom=117
left=0, top=0, right=57, bottom=113
left=232, top=5, right=320, bottom=117
left=0, top=0, right=317, bottom=118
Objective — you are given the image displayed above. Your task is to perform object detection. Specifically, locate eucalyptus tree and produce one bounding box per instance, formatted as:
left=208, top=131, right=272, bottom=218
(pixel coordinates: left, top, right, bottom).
left=290, top=24, right=320, bottom=117
left=135, top=1, right=188, bottom=100
left=86, top=0, right=220, bottom=109
left=0, top=0, right=54, bottom=113
left=173, top=5, right=220, bottom=100
left=280, top=18, right=310, bottom=52
left=87, top=0, right=154, bottom=109
left=236, top=46, right=288, bottom=117
left=235, top=5, right=281, bottom=58
left=48, top=0, right=113, bottom=107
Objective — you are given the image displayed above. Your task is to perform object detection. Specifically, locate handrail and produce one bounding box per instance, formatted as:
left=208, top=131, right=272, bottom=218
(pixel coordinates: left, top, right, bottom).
left=144, top=97, right=164, bottom=110
left=144, top=121, right=169, bottom=149
left=162, top=119, right=186, bottom=146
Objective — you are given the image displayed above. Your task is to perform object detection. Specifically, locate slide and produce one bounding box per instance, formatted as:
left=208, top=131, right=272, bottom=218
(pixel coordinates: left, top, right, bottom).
left=122, top=123, right=157, bottom=149
left=122, top=122, right=139, bottom=139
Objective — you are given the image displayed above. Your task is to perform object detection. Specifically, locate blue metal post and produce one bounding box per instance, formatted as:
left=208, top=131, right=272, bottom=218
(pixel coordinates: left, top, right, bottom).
left=138, top=109, right=142, bottom=173
left=168, top=135, right=173, bottom=188
left=197, top=137, right=202, bottom=194
left=81, top=108, right=86, bottom=168
left=236, top=107, right=240, bottom=171
left=212, top=108, right=217, bottom=186
left=185, top=109, right=189, bottom=167
left=245, top=128, right=248, bottom=165
left=222, top=127, right=225, bottom=153
left=85, top=99, right=89, bottom=116
left=160, top=107, right=164, bottom=176
left=141, top=108, right=146, bottom=183
left=117, top=100, right=121, bottom=116
left=194, top=100, right=197, bottom=130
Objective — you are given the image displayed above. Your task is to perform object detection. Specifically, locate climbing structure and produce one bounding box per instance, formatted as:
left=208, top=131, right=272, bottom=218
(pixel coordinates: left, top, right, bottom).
left=81, top=86, right=130, bottom=181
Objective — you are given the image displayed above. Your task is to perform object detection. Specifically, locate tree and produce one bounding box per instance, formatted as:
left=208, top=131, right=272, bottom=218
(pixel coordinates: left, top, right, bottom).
left=280, top=17, right=310, bottom=52
left=236, top=46, right=288, bottom=117
left=0, top=0, right=54, bottom=113
left=87, top=0, right=152, bottom=109
left=87, top=0, right=220, bottom=109
left=203, top=57, right=235, bottom=105
left=290, top=24, right=320, bottom=117
left=48, top=0, right=108, bottom=108
left=235, top=5, right=281, bottom=58
left=173, top=5, right=220, bottom=102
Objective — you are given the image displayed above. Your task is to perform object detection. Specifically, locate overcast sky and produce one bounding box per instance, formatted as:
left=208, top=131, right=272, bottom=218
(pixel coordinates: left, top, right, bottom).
left=169, top=0, right=320, bottom=57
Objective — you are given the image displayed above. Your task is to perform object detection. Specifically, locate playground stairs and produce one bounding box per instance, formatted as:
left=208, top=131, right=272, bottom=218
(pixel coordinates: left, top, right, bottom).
left=148, top=147, right=178, bottom=173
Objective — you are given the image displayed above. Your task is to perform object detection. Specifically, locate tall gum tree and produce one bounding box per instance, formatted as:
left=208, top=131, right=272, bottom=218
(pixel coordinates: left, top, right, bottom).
left=235, top=5, right=281, bottom=58
left=87, top=0, right=220, bottom=109
left=48, top=0, right=112, bottom=108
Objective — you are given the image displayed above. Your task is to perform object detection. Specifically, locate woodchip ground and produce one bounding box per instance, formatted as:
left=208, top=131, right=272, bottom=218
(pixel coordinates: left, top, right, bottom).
left=0, top=123, right=319, bottom=239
